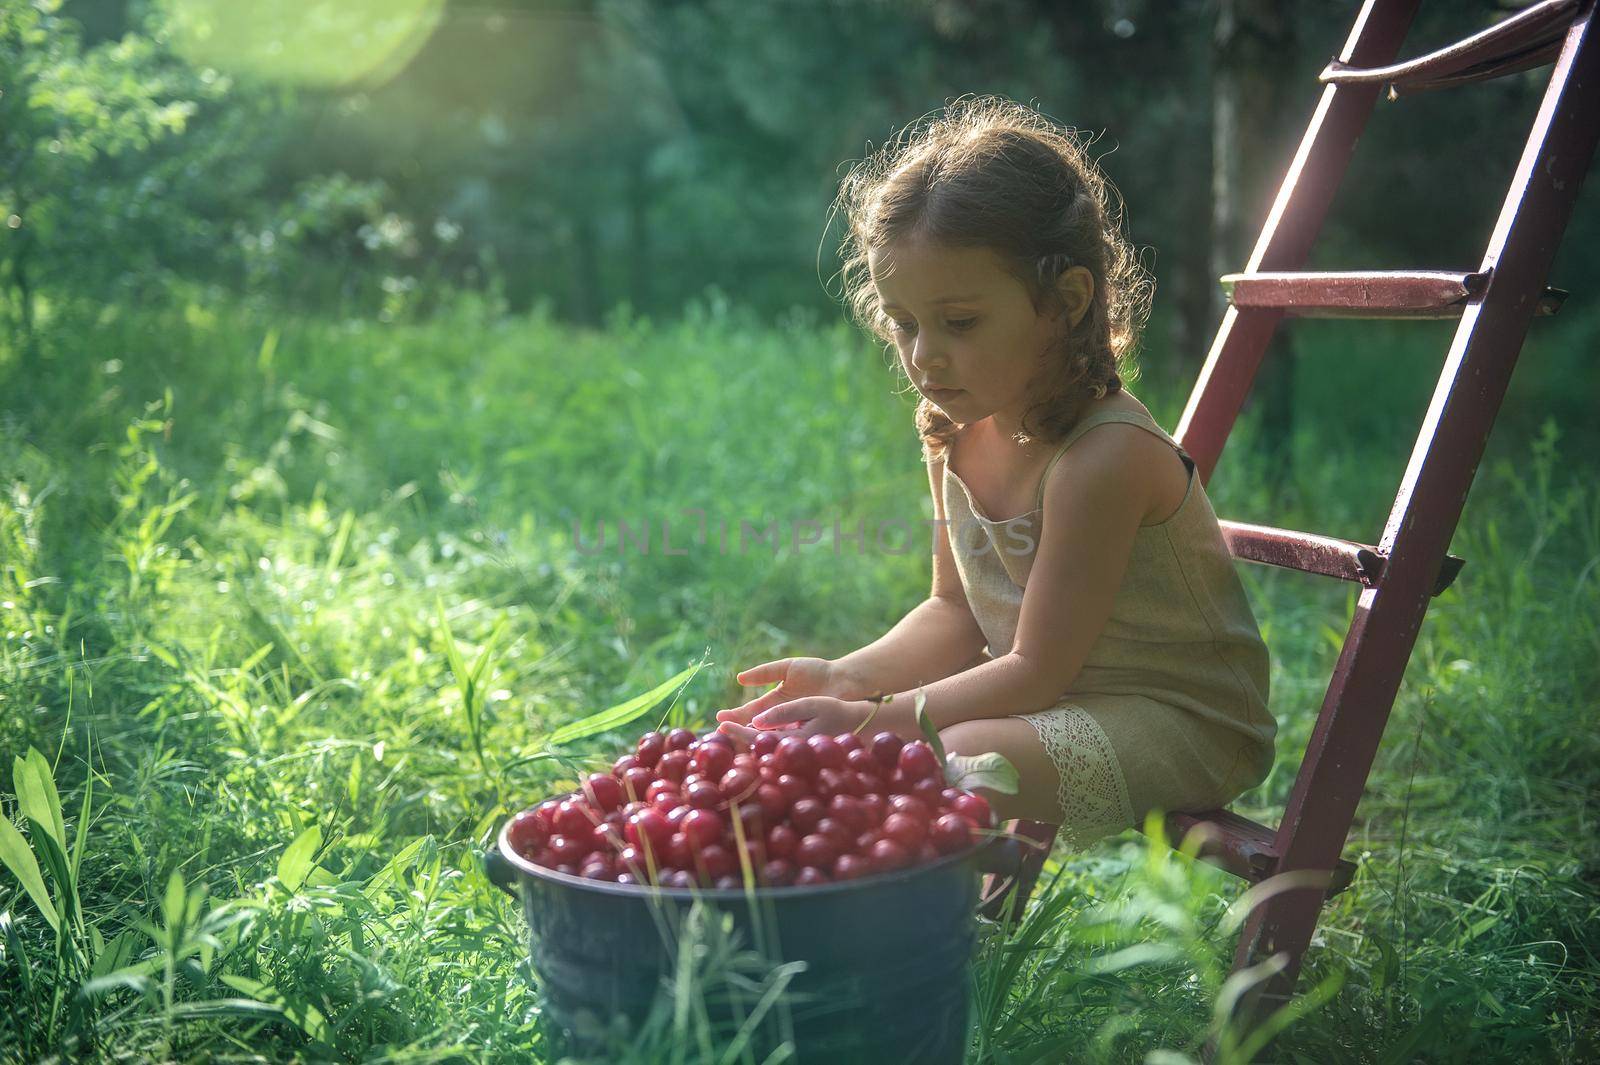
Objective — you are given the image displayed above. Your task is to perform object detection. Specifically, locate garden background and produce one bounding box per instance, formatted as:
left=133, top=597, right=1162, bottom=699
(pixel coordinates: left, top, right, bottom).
left=2, top=0, right=1597, bottom=1061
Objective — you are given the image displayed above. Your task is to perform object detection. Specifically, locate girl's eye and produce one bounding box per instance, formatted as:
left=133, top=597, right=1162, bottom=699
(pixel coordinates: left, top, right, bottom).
left=888, top=317, right=973, bottom=335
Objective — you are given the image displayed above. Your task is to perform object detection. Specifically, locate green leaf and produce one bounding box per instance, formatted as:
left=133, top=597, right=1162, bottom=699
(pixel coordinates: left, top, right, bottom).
left=91, top=929, right=138, bottom=979
left=944, top=751, right=1020, bottom=795
left=276, top=826, right=322, bottom=892
left=547, top=657, right=708, bottom=747
left=162, top=869, right=188, bottom=935
left=221, top=974, right=330, bottom=1042
left=1085, top=941, right=1183, bottom=974
left=0, top=816, right=59, bottom=933
left=14, top=748, right=66, bottom=854
left=78, top=969, right=157, bottom=1002
left=365, top=835, right=428, bottom=898
left=912, top=689, right=945, bottom=765
left=435, top=598, right=470, bottom=699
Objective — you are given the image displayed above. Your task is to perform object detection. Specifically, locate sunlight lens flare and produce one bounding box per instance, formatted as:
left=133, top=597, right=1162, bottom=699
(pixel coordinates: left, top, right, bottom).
left=162, top=0, right=445, bottom=90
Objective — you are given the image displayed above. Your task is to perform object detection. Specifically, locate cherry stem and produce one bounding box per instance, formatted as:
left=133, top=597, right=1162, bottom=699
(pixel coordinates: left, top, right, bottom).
left=972, top=824, right=1053, bottom=853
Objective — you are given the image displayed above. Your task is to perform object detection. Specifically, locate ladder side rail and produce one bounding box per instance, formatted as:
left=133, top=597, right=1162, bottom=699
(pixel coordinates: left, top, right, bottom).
left=1177, top=0, right=1424, bottom=485
left=1227, top=3, right=1600, bottom=1029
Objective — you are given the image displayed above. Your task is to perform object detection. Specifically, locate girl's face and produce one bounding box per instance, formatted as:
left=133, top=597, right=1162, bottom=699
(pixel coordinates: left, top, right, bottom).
left=867, top=238, right=1091, bottom=434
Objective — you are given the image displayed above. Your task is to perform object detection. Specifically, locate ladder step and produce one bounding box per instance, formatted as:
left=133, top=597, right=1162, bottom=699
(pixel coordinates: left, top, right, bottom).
left=1220, top=270, right=1568, bottom=318
left=1163, top=809, right=1357, bottom=897
left=1220, top=520, right=1465, bottom=596
left=1320, top=0, right=1580, bottom=96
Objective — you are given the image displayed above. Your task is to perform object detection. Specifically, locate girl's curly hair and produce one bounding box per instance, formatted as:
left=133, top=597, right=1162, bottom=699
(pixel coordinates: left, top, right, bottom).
left=828, top=95, right=1154, bottom=461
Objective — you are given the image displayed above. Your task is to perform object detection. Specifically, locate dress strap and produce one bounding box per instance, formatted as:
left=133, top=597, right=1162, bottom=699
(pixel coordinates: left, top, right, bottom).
left=1032, top=408, right=1191, bottom=512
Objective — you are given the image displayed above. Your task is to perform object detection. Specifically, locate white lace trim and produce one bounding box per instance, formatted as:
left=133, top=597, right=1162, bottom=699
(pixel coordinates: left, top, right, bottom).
left=1018, top=706, right=1136, bottom=848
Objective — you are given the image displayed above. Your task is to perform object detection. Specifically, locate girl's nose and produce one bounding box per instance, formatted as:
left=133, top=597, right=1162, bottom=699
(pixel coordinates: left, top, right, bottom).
left=911, top=334, right=947, bottom=373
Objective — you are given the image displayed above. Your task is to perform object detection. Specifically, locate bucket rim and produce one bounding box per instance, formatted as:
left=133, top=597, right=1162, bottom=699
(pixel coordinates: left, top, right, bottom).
left=496, top=817, right=985, bottom=901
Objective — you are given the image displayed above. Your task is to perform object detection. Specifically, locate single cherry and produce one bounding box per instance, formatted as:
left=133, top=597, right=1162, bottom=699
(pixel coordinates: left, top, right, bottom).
left=795, top=833, right=840, bottom=870
left=548, top=834, right=589, bottom=866
left=870, top=731, right=905, bottom=770
left=698, top=843, right=736, bottom=881
left=789, top=797, right=825, bottom=834
left=930, top=813, right=976, bottom=854
left=682, top=808, right=725, bottom=850
left=833, top=853, right=871, bottom=880
left=719, top=767, right=759, bottom=804
left=656, top=749, right=691, bottom=783
left=554, top=799, right=593, bottom=839
left=952, top=792, right=994, bottom=828
left=897, top=740, right=940, bottom=781
left=625, top=808, right=672, bottom=854
left=584, top=772, right=624, bottom=812
left=507, top=809, right=547, bottom=856
left=882, top=812, right=928, bottom=851
left=871, top=837, right=912, bottom=872
left=622, top=766, right=656, bottom=803
left=691, top=741, right=735, bottom=780
left=756, top=782, right=789, bottom=821
left=765, top=823, right=799, bottom=861
left=761, top=858, right=797, bottom=886
left=776, top=773, right=811, bottom=804
left=807, top=734, right=846, bottom=771
left=635, top=730, right=666, bottom=767
left=775, top=736, right=818, bottom=778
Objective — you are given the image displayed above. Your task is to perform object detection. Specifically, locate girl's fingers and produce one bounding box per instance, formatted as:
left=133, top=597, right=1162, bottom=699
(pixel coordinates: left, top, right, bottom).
left=718, top=720, right=760, bottom=744
left=752, top=699, right=814, bottom=729
left=744, top=687, right=792, bottom=715
left=723, top=686, right=791, bottom=721
left=715, top=707, right=751, bottom=724
left=735, top=660, right=790, bottom=686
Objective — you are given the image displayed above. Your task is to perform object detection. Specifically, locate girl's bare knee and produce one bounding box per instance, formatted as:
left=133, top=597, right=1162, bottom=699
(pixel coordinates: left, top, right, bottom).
left=937, top=719, right=989, bottom=755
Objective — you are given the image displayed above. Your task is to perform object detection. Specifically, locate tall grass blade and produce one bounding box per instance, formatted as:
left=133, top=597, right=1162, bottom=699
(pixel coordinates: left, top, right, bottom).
left=548, top=657, right=708, bottom=747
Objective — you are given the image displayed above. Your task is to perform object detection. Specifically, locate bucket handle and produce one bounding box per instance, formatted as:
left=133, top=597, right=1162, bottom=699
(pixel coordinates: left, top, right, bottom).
left=482, top=847, right=521, bottom=899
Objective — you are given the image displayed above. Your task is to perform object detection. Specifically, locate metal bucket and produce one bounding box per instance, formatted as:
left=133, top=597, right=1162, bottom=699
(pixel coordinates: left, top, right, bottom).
left=485, top=820, right=1012, bottom=1063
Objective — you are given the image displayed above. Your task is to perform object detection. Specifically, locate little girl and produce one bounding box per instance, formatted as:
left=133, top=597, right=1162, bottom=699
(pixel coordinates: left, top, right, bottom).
left=717, top=96, right=1275, bottom=849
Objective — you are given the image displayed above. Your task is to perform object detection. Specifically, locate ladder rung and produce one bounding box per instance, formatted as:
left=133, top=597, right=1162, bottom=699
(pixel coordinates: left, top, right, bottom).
left=1320, top=0, right=1580, bottom=96
left=1220, top=270, right=1567, bottom=318
left=1220, top=520, right=1465, bottom=596
left=1163, top=809, right=1357, bottom=897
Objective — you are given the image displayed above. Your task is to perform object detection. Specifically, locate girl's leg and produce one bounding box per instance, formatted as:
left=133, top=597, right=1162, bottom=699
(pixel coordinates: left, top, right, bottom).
left=937, top=716, right=1062, bottom=825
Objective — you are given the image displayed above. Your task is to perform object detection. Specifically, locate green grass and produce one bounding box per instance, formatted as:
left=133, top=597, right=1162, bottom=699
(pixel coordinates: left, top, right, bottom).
left=1, top=287, right=1597, bottom=1062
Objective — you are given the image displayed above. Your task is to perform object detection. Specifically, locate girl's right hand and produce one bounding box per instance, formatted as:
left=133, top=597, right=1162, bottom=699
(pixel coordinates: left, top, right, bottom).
left=715, top=657, right=860, bottom=729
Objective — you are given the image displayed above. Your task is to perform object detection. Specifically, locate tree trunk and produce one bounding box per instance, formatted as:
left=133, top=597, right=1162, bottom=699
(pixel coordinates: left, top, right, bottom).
left=1213, top=0, right=1300, bottom=489
left=1168, top=140, right=1216, bottom=395
left=570, top=206, right=602, bottom=326
left=627, top=156, right=651, bottom=315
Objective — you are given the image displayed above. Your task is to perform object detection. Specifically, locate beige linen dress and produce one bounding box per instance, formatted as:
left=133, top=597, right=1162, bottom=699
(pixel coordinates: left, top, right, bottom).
left=940, top=407, right=1275, bottom=848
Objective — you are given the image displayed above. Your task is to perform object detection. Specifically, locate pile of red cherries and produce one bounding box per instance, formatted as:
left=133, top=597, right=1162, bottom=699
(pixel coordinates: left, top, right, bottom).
left=504, top=727, right=994, bottom=888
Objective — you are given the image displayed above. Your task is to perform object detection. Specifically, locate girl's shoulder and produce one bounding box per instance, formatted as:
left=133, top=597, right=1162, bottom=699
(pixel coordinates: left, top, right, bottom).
left=1044, top=395, right=1192, bottom=527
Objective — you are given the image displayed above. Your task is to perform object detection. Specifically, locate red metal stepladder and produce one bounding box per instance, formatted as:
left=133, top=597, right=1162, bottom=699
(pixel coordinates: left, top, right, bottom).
left=977, top=0, right=1600, bottom=1053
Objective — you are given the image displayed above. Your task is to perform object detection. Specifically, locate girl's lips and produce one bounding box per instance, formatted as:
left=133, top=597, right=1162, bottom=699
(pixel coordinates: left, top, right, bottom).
left=925, top=387, right=963, bottom=401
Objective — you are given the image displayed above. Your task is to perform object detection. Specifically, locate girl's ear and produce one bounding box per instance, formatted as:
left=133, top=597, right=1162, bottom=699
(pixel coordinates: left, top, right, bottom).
left=1054, top=266, right=1095, bottom=329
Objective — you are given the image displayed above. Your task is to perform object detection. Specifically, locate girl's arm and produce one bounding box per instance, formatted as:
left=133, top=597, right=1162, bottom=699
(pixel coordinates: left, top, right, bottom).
left=830, top=595, right=989, bottom=696
left=744, top=425, right=1163, bottom=742
left=830, top=455, right=989, bottom=694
